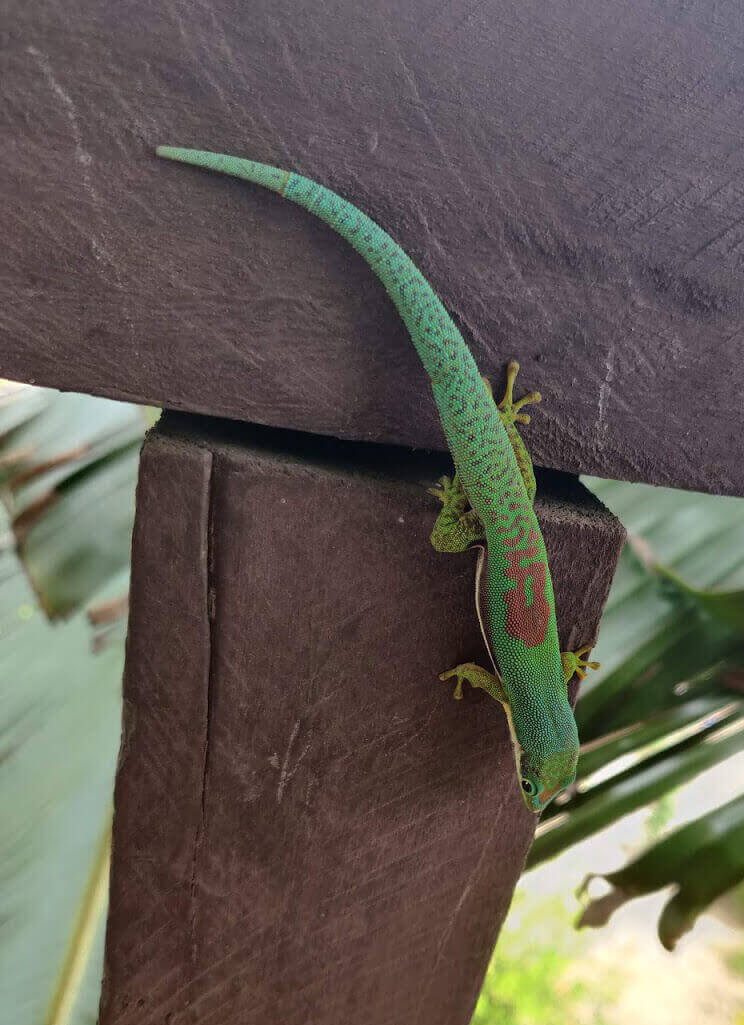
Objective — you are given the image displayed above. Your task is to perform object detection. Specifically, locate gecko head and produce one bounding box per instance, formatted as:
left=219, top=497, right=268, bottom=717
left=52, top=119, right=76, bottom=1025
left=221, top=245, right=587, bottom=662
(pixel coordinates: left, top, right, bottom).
left=501, top=680, right=579, bottom=813
left=518, top=747, right=578, bottom=814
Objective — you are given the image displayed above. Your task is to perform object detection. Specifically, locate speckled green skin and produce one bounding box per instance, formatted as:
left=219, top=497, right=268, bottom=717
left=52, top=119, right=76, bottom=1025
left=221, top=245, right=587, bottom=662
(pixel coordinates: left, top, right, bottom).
left=156, top=146, right=579, bottom=810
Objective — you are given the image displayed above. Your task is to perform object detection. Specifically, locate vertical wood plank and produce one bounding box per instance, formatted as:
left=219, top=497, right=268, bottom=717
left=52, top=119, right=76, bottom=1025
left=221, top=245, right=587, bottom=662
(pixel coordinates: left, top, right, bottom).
left=100, top=418, right=624, bottom=1025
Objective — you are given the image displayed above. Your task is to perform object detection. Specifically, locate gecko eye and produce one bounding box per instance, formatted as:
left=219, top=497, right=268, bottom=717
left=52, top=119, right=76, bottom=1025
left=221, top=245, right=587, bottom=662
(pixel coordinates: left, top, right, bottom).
left=521, top=778, right=536, bottom=796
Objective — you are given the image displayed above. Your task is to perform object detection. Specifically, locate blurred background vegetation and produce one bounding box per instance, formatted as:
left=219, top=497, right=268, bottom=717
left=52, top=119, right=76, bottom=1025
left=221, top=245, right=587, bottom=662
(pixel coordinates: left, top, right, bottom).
left=2, top=382, right=744, bottom=1025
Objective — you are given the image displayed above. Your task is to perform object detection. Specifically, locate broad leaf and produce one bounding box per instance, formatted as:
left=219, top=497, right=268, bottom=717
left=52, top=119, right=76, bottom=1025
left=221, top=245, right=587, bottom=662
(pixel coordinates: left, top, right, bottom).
left=577, top=478, right=744, bottom=739
left=575, top=795, right=744, bottom=950
left=0, top=517, right=124, bottom=1025
left=0, top=382, right=148, bottom=619
left=526, top=477, right=744, bottom=947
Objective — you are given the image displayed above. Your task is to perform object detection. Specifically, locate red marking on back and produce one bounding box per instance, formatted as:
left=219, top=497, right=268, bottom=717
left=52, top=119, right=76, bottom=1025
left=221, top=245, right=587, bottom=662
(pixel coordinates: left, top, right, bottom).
left=500, top=523, right=550, bottom=647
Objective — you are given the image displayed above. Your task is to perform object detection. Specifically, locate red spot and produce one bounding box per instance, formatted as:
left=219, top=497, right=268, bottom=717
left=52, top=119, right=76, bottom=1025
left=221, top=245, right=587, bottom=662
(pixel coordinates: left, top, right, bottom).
left=500, top=523, right=550, bottom=647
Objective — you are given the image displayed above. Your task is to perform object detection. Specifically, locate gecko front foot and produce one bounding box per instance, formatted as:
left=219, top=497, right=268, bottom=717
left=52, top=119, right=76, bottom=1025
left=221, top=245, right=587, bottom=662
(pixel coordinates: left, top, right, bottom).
left=428, top=473, right=486, bottom=552
left=439, top=662, right=507, bottom=705
left=561, top=645, right=601, bottom=684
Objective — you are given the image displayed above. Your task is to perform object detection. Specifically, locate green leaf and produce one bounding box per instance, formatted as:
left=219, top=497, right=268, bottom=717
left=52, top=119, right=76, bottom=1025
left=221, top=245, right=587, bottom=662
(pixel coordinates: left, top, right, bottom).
left=632, top=541, right=744, bottom=632
left=576, top=695, right=741, bottom=780
left=576, top=611, right=741, bottom=741
left=549, top=478, right=744, bottom=873
left=0, top=384, right=147, bottom=619
left=46, top=819, right=111, bottom=1025
left=0, top=512, right=123, bottom=1025
left=16, top=444, right=141, bottom=618
left=576, top=795, right=744, bottom=950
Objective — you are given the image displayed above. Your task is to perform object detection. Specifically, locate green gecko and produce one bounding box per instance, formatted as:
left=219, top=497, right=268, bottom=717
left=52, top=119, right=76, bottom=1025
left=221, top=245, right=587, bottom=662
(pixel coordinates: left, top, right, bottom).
left=155, top=146, right=599, bottom=812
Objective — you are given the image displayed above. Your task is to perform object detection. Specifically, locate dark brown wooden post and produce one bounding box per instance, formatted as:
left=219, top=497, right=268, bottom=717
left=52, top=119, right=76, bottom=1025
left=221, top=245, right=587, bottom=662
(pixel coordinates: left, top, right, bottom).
left=98, top=417, right=622, bottom=1025
left=4, top=0, right=743, bottom=1021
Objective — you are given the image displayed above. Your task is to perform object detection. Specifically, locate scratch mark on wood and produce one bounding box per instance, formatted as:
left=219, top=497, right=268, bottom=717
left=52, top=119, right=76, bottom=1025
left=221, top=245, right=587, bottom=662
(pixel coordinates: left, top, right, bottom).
left=276, top=719, right=312, bottom=804
left=597, top=342, right=616, bottom=433
left=26, top=44, right=131, bottom=303
left=27, top=46, right=92, bottom=170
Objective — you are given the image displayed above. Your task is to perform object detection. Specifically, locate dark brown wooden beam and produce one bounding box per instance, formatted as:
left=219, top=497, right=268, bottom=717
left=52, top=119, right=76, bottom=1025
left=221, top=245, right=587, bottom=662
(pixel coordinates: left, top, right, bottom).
left=3, top=0, right=744, bottom=495
left=99, top=415, right=624, bottom=1025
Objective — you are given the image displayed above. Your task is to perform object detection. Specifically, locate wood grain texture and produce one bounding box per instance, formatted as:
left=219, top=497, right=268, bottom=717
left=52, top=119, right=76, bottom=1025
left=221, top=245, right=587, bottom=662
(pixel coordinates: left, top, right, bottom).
left=99, top=414, right=624, bottom=1025
left=100, top=433, right=213, bottom=1023
left=3, top=0, right=744, bottom=494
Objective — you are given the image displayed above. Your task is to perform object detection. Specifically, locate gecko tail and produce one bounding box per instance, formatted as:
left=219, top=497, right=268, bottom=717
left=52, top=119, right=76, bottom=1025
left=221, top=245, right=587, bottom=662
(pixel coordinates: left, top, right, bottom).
left=155, top=146, right=291, bottom=196
left=153, top=145, right=475, bottom=381
left=155, top=145, right=490, bottom=454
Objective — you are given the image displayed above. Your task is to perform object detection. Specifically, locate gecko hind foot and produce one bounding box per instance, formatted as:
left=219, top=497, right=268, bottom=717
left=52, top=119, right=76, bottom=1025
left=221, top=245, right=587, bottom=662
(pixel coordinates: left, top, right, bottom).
left=428, top=474, right=486, bottom=552
left=427, top=473, right=468, bottom=512
left=482, top=361, right=540, bottom=503
left=561, top=645, right=601, bottom=684
left=494, top=360, right=541, bottom=426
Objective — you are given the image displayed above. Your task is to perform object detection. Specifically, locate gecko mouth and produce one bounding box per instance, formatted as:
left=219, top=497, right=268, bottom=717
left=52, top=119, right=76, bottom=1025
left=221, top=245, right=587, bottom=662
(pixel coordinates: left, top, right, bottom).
left=535, top=783, right=563, bottom=810
left=541, top=783, right=561, bottom=807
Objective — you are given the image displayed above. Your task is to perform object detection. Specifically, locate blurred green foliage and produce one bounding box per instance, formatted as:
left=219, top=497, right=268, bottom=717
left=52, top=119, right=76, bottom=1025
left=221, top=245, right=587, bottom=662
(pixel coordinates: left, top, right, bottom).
left=472, top=895, right=613, bottom=1025
left=0, top=384, right=138, bottom=1025
left=530, top=477, right=744, bottom=948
